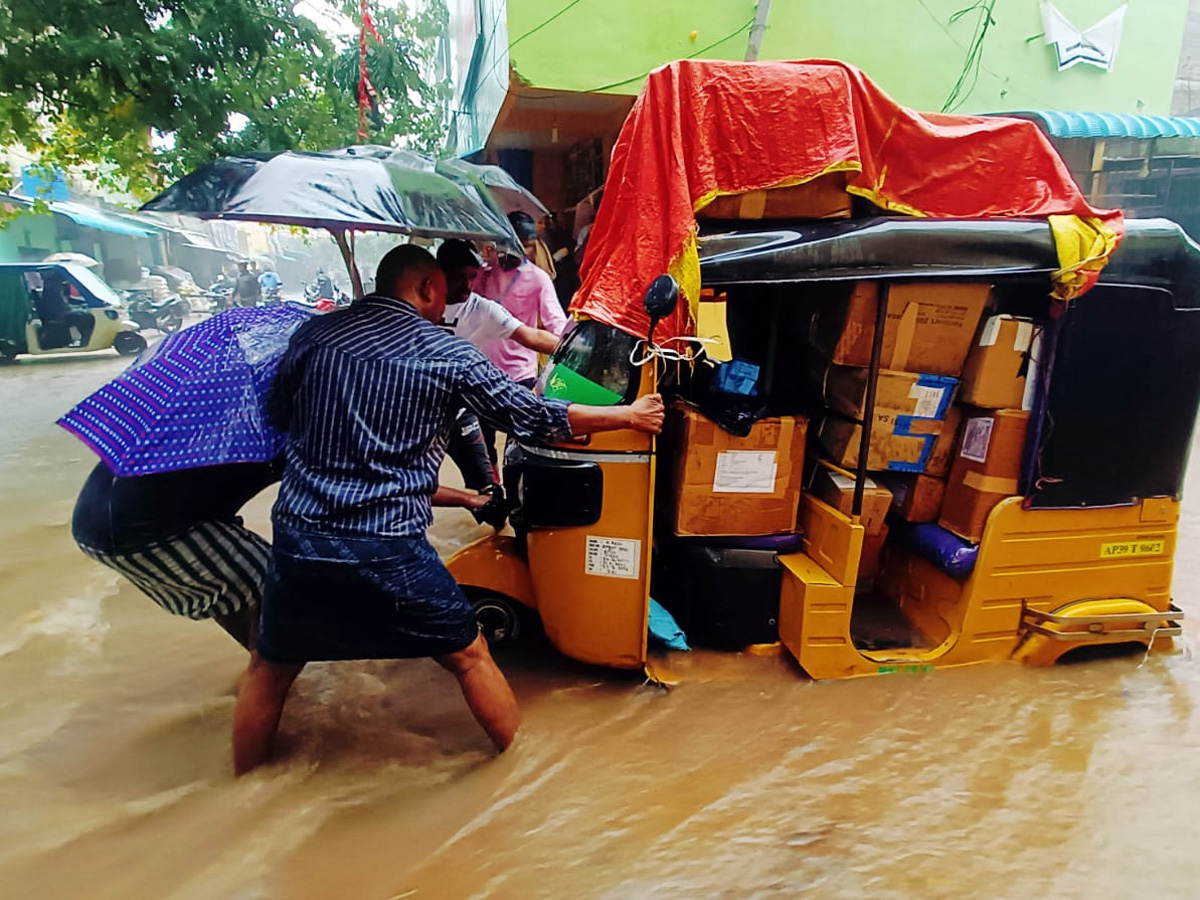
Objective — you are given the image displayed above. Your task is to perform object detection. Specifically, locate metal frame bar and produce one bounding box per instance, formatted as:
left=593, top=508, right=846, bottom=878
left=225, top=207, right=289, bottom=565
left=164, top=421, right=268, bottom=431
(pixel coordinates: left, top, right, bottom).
left=1020, top=603, right=1185, bottom=642
left=852, top=282, right=889, bottom=516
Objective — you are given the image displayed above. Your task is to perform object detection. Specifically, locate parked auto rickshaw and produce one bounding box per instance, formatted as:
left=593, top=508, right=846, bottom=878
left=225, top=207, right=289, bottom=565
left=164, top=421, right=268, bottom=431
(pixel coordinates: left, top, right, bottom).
left=448, top=214, right=1196, bottom=679
left=0, top=262, right=145, bottom=362
left=448, top=59, right=1195, bottom=679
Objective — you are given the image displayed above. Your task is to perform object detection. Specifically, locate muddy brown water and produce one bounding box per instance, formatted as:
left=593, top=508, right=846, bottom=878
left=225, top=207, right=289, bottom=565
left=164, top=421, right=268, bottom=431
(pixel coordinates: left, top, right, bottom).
left=2, top=348, right=1199, bottom=899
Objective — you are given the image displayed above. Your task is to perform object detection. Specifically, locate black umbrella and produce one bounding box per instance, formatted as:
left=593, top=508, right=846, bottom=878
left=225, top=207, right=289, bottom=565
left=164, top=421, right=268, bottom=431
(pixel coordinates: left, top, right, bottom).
left=436, top=158, right=550, bottom=218
left=141, top=145, right=522, bottom=296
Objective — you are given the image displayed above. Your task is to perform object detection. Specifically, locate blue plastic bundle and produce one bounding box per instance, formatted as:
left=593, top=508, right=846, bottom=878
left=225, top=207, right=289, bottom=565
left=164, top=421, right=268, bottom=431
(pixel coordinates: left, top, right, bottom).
left=648, top=598, right=690, bottom=651
left=897, top=522, right=980, bottom=579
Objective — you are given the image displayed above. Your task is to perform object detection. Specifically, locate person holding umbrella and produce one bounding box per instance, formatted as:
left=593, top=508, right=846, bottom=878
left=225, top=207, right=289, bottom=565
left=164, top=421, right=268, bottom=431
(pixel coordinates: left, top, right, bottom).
left=59, top=303, right=499, bottom=654
left=233, top=245, right=663, bottom=773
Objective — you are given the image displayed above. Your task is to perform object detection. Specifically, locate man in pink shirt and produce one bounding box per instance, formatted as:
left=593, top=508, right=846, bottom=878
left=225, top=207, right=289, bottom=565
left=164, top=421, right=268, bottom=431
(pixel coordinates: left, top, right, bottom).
left=474, top=213, right=569, bottom=386
left=471, top=213, right=570, bottom=466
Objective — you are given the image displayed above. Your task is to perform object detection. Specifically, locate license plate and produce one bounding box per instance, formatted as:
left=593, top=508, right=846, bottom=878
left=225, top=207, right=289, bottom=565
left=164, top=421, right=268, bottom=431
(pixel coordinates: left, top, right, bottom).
left=1100, top=540, right=1165, bottom=559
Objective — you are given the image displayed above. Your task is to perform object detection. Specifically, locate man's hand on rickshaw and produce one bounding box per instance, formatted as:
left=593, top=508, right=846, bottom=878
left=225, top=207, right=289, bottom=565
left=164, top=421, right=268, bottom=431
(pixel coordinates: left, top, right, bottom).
left=468, top=484, right=509, bottom=530
left=630, top=393, right=665, bottom=434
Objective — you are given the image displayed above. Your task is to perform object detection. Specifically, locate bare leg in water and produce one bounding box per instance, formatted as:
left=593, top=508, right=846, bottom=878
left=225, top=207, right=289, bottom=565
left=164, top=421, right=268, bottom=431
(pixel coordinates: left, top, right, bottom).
left=232, top=653, right=305, bottom=774
left=436, top=633, right=520, bottom=752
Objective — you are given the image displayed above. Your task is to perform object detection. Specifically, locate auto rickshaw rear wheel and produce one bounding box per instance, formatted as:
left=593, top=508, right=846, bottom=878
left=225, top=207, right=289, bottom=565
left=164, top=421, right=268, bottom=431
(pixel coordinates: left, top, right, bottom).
left=113, top=332, right=147, bottom=356
left=0, top=340, right=17, bottom=364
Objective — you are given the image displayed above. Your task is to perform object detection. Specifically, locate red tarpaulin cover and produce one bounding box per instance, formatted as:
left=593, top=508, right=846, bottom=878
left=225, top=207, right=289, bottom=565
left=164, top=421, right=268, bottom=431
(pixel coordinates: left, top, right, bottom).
left=571, top=59, right=1123, bottom=340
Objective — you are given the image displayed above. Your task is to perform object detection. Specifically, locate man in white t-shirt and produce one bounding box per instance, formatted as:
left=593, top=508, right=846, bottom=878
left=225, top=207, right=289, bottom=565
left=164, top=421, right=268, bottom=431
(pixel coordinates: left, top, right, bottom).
left=436, top=240, right=561, bottom=492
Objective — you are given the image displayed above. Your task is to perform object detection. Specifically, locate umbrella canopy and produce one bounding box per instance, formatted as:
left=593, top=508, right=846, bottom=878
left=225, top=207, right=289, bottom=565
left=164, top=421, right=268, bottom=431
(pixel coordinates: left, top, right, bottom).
left=436, top=159, right=550, bottom=218
left=57, top=304, right=315, bottom=477
left=43, top=251, right=100, bottom=268
left=139, top=145, right=522, bottom=254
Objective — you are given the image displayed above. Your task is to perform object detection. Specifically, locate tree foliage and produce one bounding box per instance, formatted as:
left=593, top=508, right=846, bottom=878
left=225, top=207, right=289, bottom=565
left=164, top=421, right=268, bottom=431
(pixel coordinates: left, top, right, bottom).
left=0, top=0, right=449, bottom=197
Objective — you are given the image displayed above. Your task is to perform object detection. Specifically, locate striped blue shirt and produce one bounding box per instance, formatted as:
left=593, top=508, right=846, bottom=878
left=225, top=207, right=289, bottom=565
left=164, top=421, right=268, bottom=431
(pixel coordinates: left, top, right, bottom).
left=270, top=294, right=572, bottom=538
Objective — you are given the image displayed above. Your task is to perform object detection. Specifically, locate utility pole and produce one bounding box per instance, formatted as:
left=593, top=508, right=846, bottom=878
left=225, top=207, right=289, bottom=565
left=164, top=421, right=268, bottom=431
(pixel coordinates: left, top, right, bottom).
left=745, top=0, right=772, bottom=61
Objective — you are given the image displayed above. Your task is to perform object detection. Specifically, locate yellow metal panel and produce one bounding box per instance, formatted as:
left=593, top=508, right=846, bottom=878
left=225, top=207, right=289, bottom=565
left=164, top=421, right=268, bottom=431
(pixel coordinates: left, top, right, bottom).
left=945, top=497, right=1179, bottom=668
left=1013, top=598, right=1181, bottom=666
left=778, top=552, right=880, bottom=679
left=528, top=457, right=652, bottom=669
left=798, top=494, right=865, bottom=587
left=445, top=535, right=538, bottom=610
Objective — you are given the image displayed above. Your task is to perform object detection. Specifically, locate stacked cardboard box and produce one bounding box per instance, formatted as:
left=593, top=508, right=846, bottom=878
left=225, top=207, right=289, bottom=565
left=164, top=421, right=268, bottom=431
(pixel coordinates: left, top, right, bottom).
left=808, top=467, right=892, bottom=589
left=670, top=402, right=809, bottom=537
left=939, top=408, right=1030, bottom=541
left=934, top=316, right=1039, bottom=542
left=813, top=283, right=987, bottom=475
left=696, top=172, right=852, bottom=221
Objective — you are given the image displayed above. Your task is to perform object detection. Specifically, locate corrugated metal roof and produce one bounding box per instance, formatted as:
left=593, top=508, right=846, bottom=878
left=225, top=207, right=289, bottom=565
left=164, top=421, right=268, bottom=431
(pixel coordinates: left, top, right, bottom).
left=999, top=111, right=1200, bottom=139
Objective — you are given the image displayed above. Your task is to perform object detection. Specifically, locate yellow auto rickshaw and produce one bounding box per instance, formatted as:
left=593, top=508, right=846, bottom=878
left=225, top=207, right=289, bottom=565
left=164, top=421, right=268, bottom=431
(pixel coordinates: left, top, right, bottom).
left=0, top=262, right=145, bottom=362
left=449, top=215, right=1193, bottom=679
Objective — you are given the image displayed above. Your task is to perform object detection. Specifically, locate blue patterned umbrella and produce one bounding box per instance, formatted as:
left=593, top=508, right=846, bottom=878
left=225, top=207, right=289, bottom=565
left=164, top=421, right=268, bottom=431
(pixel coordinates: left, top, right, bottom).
left=58, top=304, right=315, bottom=476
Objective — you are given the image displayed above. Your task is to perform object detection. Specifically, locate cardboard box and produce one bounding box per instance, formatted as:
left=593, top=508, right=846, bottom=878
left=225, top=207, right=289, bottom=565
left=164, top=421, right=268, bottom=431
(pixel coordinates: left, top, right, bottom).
left=671, top=403, right=808, bottom=536
left=813, top=282, right=990, bottom=376
left=960, top=315, right=1038, bottom=409
left=924, top=404, right=964, bottom=478
left=696, top=172, right=851, bottom=220
left=809, top=468, right=892, bottom=535
left=938, top=408, right=1030, bottom=542
left=856, top=522, right=889, bottom=593
left=818, top=413, right=945, bottom=473
left=876, top=473, right=946, bottom=523
left=820, top=365, right=958, bottom=421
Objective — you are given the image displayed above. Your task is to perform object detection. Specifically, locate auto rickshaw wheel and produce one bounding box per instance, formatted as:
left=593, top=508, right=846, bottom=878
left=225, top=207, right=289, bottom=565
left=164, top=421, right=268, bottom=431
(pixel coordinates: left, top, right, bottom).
left=113, top=332, right=147, bottom=356
left=0, top=340, right=17, bottom=364
left=470, top=592, right=526, bottom=647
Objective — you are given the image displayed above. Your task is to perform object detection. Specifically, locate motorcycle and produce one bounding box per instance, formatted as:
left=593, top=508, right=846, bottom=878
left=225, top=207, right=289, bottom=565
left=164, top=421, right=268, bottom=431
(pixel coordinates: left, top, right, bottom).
left=262, top=284, right=283, bottom=304
left=206, top=282, right=235, bottom=312
left=301, top=280, right=351, bottom=309
left=125, top=290, right=190, bottom=334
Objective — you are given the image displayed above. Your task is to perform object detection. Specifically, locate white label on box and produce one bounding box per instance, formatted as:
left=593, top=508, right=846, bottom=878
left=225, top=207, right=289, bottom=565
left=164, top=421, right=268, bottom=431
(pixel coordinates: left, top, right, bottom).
left=713, top=450, right=778, bottom=493
left=960, top=417, right=994, bottom=463
left=585, top=536, right=641, bottom=579
left=828, top=472, right=877, bottom=491
left=908, top=383, right=946, bottom=419
left=978, top=315, right=1004, bottom=347
left=1014, top=320, right=1034, bottom=352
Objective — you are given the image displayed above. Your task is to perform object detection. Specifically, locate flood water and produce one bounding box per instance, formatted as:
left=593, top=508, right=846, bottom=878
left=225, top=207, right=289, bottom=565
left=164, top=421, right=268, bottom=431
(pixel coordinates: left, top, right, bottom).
left=2, top=347, right=1200, bottom=899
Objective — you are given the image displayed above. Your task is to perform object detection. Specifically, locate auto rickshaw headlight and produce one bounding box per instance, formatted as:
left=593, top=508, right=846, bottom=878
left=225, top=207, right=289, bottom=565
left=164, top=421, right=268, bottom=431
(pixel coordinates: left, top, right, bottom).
left=104, top=309, right=119, bottom=320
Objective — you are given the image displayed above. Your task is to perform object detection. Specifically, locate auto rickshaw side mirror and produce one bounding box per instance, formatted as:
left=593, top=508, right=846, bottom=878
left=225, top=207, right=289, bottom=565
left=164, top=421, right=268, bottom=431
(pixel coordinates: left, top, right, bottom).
left=643, top=273, right=680, bottom=342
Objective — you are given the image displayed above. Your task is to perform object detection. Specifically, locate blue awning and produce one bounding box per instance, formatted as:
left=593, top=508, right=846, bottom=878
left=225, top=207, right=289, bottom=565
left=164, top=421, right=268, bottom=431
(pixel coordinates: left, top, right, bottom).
left=998, top=111, right=1200, bottom=140
left=50, top=201, right=157, bottom=237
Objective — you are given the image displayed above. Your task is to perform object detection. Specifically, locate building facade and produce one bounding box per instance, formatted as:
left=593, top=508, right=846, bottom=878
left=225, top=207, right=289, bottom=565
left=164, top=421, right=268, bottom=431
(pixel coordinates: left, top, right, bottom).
left=446, top=0, right=1192, bottom=218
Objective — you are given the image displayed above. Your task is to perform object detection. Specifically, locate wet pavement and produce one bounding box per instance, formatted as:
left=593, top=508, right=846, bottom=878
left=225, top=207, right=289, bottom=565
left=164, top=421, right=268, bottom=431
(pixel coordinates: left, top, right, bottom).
left=1, top=343, right=1199, bottom=899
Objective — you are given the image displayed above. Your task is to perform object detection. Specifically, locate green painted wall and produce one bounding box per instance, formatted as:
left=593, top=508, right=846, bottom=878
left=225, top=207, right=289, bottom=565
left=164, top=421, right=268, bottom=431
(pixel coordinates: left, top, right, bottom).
left=508, top=0, right=757, bottom=93
left=0, top=212, right=60, bottom=263
left=507, top=0, right=1188, bottom=115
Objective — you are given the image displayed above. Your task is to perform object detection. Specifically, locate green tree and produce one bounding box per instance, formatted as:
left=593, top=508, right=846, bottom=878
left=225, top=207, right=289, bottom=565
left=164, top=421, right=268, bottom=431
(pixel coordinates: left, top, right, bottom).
left=0, top=0, right=448, bottom=198
left=328, top=0, right=450, bottom=155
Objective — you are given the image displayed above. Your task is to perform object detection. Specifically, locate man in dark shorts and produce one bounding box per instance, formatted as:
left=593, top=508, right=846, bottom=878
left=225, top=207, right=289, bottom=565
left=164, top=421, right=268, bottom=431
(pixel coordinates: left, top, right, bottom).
left=72, top=459, right=497, bottom=653
left=72, top=459, right=283, bottom=649
left=232, top=244, right=664, bottom=773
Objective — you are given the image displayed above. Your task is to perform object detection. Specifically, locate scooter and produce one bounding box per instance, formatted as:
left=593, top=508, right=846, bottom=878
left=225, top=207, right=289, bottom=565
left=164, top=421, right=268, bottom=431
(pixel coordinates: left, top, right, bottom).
left=126, top=290, right=190, bottom=334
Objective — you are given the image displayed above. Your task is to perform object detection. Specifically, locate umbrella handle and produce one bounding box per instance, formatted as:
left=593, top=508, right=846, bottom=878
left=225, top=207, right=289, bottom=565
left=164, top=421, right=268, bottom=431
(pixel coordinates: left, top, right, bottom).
left=332, top=229, right=365, bottom=300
